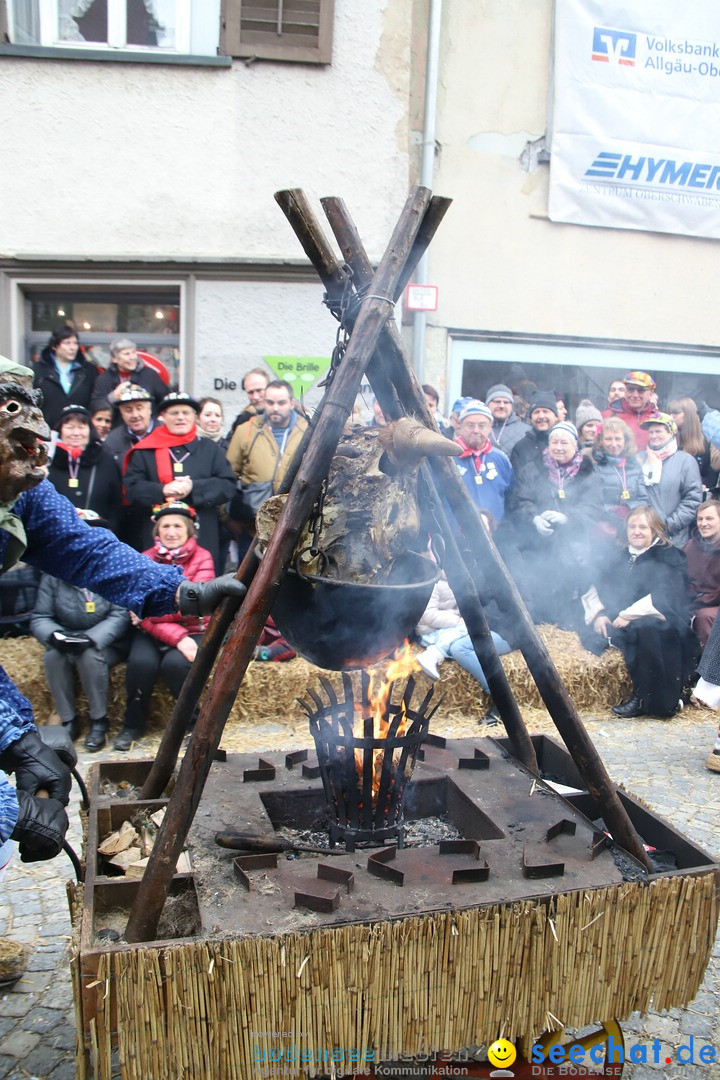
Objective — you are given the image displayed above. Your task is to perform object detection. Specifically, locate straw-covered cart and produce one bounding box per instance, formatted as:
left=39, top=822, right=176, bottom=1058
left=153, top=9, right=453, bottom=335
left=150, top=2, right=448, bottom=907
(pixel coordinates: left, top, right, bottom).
left=70, top=732, right=719, bottom=1080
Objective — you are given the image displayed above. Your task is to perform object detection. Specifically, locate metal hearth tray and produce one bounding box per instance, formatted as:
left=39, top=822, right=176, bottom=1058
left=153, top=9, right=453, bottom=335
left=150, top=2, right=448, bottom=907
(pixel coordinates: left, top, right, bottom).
left=181, top=734, right=712, bottom=936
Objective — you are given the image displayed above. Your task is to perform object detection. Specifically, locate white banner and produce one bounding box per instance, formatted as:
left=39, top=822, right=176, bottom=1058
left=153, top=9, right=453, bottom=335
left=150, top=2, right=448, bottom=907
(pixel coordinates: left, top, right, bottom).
left=549, top=0, right=720, bottom=238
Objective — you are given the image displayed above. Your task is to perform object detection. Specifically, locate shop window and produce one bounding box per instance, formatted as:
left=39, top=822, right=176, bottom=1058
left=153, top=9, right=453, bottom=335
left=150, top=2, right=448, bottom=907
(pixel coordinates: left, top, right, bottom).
left=220, top=0, right=334, bottom=63
left=30, top=297, right=179, bottom=335
left=26, top=290, right=181, bottom=384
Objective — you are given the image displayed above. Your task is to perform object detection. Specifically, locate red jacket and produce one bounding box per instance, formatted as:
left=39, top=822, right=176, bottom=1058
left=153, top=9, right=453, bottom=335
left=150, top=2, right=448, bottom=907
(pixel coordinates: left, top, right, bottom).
left=139, top=536, right=215, bottom=647
left=602, top=399, right=657, bottom=451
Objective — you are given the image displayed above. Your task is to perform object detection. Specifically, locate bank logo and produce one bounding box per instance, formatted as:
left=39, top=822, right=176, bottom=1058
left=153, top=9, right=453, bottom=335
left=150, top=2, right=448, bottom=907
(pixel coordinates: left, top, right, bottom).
left=592, top=26, right=636, bottom=65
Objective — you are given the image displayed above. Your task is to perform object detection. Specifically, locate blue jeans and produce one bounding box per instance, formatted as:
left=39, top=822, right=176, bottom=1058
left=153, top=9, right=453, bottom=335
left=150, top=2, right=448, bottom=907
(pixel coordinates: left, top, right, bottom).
left=446, top=632, right=512, bottom=694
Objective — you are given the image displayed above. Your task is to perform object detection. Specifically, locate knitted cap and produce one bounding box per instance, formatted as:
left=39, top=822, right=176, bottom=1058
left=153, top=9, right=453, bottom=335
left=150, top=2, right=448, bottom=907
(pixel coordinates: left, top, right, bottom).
left=575, top=399, right=603, bottom=430
left=485, top=383, right=514, bottom=405
left=451, top=396, right=474, bottom=416
left=548, top=420, right=579, bottom=444
left=459, top=400, right=493, bottom=423
left=640, top=411, right=677, bottom=435
left=529, top=391, right=559, bottom=417
left=624, top=370, right=656, bottom=390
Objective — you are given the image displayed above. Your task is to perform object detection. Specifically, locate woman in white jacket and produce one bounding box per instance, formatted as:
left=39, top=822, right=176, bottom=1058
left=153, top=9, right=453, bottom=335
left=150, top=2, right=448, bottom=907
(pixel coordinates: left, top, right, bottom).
left=415, top=575, right=512, bottom=723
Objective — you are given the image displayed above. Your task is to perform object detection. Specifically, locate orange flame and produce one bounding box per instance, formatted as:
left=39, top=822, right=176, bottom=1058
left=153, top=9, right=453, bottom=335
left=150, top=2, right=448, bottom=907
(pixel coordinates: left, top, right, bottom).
left=353, top=641, right=420, bottom=800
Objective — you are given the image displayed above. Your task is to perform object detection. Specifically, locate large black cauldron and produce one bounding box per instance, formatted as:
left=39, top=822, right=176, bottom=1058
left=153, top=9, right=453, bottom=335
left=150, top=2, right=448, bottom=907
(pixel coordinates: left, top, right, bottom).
left=271, top=551, right=440, bottom=669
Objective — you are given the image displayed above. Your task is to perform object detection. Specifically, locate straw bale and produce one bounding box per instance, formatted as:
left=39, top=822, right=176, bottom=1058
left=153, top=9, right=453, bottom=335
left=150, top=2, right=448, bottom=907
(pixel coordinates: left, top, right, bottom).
left=0, top=939, right=30, bottom=982
left=0, top=623, right=669, bottom=738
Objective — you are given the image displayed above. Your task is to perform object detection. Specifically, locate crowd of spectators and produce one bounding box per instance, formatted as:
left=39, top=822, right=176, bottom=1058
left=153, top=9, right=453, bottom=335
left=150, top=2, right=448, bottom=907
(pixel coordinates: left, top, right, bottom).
left=13, top=327, right=720, bottom=770
left=18, top=330, right=302, bottom=752
left=415, top=372, right=720, bottom=761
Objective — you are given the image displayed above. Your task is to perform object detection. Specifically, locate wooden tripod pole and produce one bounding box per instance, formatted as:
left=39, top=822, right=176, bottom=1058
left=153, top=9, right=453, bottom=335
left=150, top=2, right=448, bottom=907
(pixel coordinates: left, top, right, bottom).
left=139, top=191, right=450, bottom=801
left=124, top=186, right=434, bottom=943
left=318, top=197, right=653, bottom=873
left=313, top=198, right=536, bottom=770
left=264, top=193, right=535, bottom=770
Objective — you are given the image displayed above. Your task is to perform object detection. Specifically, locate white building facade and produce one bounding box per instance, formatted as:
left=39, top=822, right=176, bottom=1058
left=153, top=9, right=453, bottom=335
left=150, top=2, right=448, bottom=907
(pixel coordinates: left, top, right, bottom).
left=0, top=0, right=415, bottom=414
left=418, top=0, right=720, bottom=415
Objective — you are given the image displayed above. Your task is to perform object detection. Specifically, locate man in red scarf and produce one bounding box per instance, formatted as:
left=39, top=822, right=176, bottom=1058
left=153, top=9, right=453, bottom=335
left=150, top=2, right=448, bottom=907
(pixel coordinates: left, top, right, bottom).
left=454, top=400, right=514, bottom=526
left=123, top=392, right=236, bottom=573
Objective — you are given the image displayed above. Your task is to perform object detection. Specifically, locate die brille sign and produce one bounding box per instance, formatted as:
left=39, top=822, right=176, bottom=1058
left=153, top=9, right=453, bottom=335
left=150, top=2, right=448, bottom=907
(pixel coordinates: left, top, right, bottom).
left=263, top=356, right=331, bottom=403
left=550, top=0, right=720, bottom=239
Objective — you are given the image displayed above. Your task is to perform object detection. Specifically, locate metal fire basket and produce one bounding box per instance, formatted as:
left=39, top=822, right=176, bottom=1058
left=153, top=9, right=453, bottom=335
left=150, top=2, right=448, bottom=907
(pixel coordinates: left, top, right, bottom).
left=299, top=673, right=439, bottom=851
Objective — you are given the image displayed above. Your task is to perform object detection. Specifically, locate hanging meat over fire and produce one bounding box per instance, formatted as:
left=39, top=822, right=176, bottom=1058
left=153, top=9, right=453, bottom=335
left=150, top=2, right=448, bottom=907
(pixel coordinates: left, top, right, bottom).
left=256, top=417, right=460, bottom=583
left=254, top=418, right=461, bottom=669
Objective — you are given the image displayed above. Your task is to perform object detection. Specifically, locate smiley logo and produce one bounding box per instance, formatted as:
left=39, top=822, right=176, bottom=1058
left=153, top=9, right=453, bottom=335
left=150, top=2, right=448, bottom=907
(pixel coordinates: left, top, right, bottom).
left=488, top=1039, right=517, bottom=1069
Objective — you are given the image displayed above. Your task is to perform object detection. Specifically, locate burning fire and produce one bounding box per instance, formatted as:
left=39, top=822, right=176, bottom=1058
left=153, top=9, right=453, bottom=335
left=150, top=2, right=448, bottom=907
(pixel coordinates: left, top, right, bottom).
left=354, top=641, right=420, bottom=799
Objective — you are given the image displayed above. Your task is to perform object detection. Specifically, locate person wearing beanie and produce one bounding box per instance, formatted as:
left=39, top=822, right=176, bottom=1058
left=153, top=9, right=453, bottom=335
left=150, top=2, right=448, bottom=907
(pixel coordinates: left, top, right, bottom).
left=506, top=418, right=604, bottom=628
left=486, top=384, right=530, bottom=456
left=509, top=391, right=559, bottom=472
left=448, top=396, right=474, bottom=434
left=639, top=412, right=702, bottom=547
left=575, top=399, right=603, bottom=447
left=602, top=371, right=658, bottom=450
left=453, top=400, right=514, bottom=524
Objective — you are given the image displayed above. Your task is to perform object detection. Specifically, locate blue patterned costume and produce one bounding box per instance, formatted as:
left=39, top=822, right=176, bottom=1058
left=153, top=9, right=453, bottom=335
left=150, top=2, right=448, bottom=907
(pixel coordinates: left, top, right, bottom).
left=0, top=480, right=182, bottom=841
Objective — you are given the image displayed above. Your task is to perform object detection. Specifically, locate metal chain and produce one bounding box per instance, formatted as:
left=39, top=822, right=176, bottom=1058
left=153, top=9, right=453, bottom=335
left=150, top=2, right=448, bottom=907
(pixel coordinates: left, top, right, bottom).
left=308, top=477, right=328, bottom=557
left=296, top=477, right=329, bottom=574
left=319, top=265, right=357, bottom=389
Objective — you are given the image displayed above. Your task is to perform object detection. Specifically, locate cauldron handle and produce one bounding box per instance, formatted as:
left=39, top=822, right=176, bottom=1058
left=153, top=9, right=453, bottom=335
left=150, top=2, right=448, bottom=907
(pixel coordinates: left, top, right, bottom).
left=294, top=546, right=329, bottom=578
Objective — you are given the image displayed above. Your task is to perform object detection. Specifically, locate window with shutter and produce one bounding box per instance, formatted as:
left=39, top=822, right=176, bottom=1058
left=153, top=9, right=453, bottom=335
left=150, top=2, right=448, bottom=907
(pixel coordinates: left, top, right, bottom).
left=221, top=0, right=333, bottom=64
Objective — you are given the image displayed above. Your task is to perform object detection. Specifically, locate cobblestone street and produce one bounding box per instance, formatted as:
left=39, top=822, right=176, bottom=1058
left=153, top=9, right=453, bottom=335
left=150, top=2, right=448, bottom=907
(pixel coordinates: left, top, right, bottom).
left=1, top=708, right=719, bottom=1080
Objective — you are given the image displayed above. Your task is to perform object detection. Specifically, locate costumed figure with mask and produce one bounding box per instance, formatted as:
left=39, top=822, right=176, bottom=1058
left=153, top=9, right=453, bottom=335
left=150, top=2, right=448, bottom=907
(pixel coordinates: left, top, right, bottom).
left=0, top=358, right=245, bottom=981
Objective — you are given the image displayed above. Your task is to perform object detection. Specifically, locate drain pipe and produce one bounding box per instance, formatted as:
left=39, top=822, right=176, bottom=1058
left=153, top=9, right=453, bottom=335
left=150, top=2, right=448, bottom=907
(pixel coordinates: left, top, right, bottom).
left=411, top=0, right=443, bottom=380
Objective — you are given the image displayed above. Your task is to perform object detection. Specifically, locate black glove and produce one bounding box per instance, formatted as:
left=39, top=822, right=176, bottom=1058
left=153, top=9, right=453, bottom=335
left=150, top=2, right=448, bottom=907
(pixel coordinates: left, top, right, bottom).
left=177, top=575, right=246, bottom=618
left=0, top=730, right=72, bottom=806
left=38, top=725, right=78, bottom=769
left=49, top=630, right=92, bottom=653
left=11, top=790, right=68, bottom=862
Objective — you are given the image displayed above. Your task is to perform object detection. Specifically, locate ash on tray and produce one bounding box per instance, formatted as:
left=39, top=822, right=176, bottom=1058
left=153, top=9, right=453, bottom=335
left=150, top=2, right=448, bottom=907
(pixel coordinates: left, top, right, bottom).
left=403, top=815, right=463, bottom=845
left=279, top=814, right=462, bottom=853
